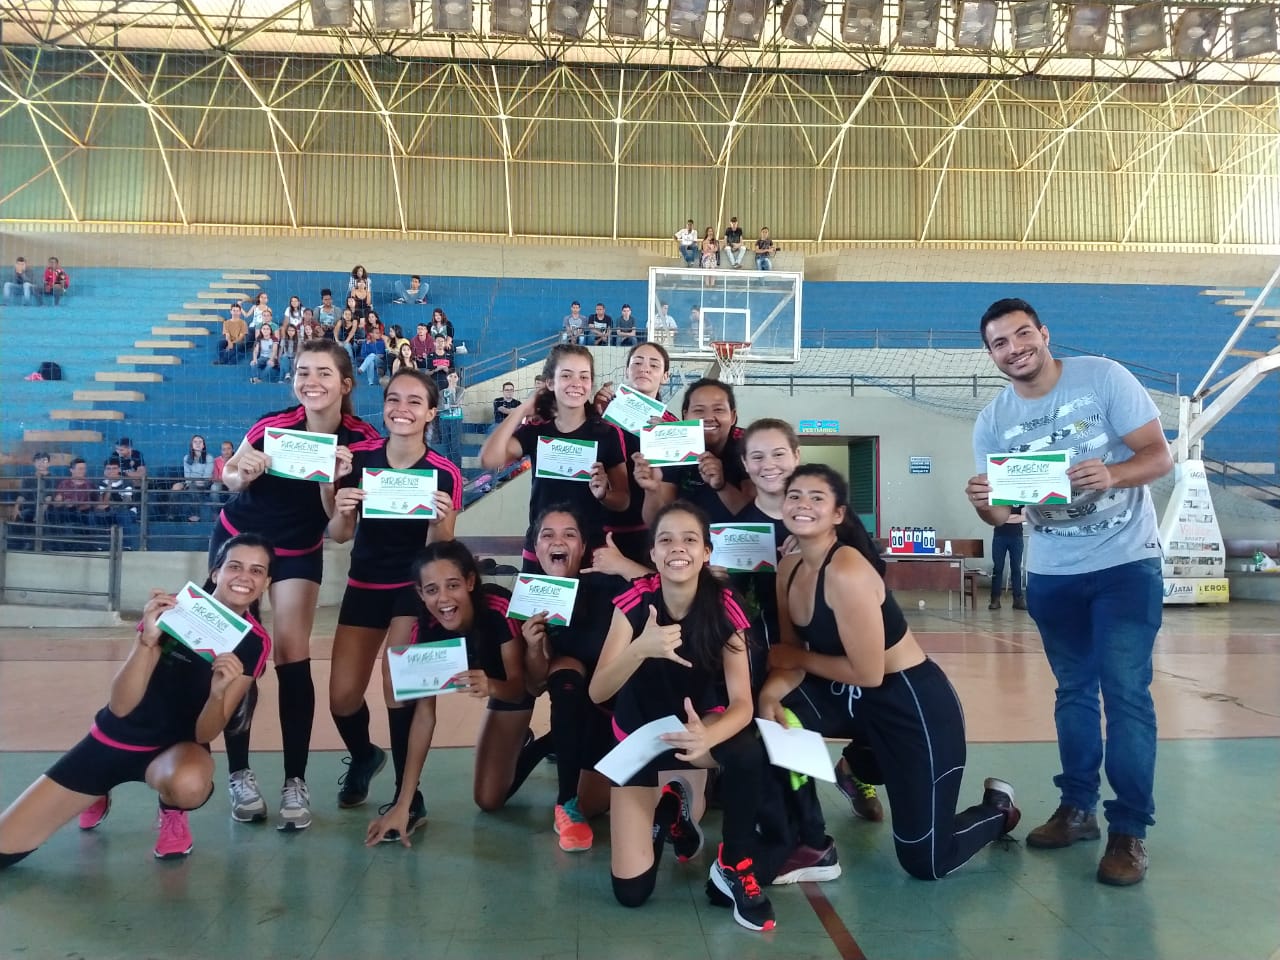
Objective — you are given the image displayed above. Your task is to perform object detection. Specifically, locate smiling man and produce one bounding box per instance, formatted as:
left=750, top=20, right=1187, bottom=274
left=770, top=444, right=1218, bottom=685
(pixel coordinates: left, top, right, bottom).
left=964, top=297, right=1172, bottom=888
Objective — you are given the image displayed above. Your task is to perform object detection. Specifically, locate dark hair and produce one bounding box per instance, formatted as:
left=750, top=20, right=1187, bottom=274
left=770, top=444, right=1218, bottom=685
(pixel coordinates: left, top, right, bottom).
left=626, top=340, right=670, bottom=373
left=742, top=418, right=799, bottom=454
left=649, top=501, right=743, bottom=670
left=411, top=540, right=484, bottom=628
left=391, top=324, right=404, bottom=339
left=681, top=377, right=736, bottom=416
left=533, top=500, right=597, bottom=555
left=621, top=303, right=631, bottom=311
left=979, top=298, right=1041, bottom=347
left=71, top=457, right=86, bottom=468
left=104, top=455, right=122, bottom=469
left=501, top=380, right=515, bottom=389
left=571, top=300, right=580, bottom=308
left=296, top=339, right=356, bottom=416
left=411, top=274, right=420, bottom=282
left=785, top=464, right=885, bottom=576
left=351, top=265, right=367, bottom=280
left=321, top=287, right=332, bottom=298
left=203, top=532, right=276, bottom=623
left=534, top=343, right=595, bottom=422
left=31, top=451, right=50, bottom=462
left=188, top=434, right=208, bottom=464
left=384, top=368, right=439, bottom=406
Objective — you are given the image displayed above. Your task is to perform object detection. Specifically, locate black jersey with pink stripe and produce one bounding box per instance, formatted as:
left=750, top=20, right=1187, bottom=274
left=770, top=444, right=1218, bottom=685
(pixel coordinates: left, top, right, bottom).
left=610, top=574, right=750, bottom=735
left=513, top=416, right=627, bottom=550
left=91, top=616, right=271, bottom=750
left=340, top=439, right=464, bottom=585
left=607, top=408, right=680, bottom=537
left=220, top=406, right=381, bottom=553
left=408, top=583, right=516, bottom=682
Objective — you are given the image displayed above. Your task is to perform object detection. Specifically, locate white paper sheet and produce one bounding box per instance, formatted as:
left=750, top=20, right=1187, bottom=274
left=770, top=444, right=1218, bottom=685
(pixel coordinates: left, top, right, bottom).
left=595, top=714, right=687, bottom=784
left=754, top=717, right=837, bottom=782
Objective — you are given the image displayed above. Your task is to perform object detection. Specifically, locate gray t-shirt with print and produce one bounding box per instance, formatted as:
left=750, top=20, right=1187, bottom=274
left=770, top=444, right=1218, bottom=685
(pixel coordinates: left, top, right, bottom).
left=973, top=356, right=1164, bottom=576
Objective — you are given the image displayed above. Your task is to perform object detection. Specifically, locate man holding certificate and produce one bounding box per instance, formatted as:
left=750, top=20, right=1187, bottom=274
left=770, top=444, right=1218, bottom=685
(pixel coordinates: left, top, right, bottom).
left=965, top=298, right=1172, bottom=887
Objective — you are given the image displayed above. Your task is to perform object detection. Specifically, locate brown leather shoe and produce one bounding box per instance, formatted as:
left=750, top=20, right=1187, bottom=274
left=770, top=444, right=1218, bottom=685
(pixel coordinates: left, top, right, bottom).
left=988, top=599, right=1001, bottom=610
left=1097, top=834, right=1148, bottom=886
left=1025, top=805, right=1101, bottom=848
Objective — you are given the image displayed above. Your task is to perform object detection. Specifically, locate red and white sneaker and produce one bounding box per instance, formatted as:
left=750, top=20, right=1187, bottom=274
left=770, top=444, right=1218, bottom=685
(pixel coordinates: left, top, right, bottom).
left=553, top=798, right=593, bottom=852
left=78, top=794, right=111, bottom=831
left=154, top=808, right=193, bottom=860
left=709, top=844, right=776, bottom=932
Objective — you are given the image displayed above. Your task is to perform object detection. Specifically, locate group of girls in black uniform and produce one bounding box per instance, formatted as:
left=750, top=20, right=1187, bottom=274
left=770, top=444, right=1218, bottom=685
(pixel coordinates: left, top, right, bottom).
left=0, top=337, right=1020, bottom=935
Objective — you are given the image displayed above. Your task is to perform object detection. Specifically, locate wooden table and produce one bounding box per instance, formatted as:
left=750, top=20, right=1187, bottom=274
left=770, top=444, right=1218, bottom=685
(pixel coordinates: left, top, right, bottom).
left=882, top=555, right=973, bottom=610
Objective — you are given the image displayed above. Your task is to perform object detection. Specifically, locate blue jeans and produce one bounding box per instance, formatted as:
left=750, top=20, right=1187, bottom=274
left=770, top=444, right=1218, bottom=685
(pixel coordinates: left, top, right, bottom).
left=990, top=532, right=1024, bottom=600
left=756, top=255, right=773, bottom=270
left=4, top=281, right=35, bottom=305
left=679, top=245, right=698, bottom=266
left=279, top=354, right=294, bottom=379
left=359, top=353, right=384, bottom=385
left=393, top=279, right=429, bottom=303
left=1026, top=556, right=1162, bottom=837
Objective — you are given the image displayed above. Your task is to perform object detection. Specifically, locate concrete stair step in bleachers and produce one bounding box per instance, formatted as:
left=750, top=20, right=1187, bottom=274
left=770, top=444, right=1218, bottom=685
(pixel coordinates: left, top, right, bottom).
left=195, top=291, right=243, bottom=301
left=1216, top=298, right=1255, bottom=307
left=1202, top=289, right=1247, bottom=297
left=1229, top=349, right=1268, bottom=358
left=50, top=409, right=125, bottom=421
left=24, top=429, right=104, bottom=444
left=183, top=303, right=229, bottom=312
left=223, top=273, right=271, bottom=281
left=73, top=390, right=146, bottom=403
left=212, top=282, right=261, bottom=291
left=1233, top=307, right=1280, bottom=317
left=96, top=371, right=163, bottom=383
left=170, top=314, right=224, bottom=323
left=153, top=326, right=211, bottom=336
left=117, top=354, right=182, bottom=365
left=134, top=340, right=195, bottom=350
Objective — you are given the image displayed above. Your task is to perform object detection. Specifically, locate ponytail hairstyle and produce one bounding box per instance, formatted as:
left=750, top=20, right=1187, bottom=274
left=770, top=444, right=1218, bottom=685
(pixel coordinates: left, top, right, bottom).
left=785, top=464, right=885, bottom=576
left=296, top=338, right=356, bottom=416
left=534, top=343, right=595, bottom=423
left=650, top=500, right=743, bottom=670
left=741, top=417, right=799, bottom=456
left=411, top=539, right=484, bottom=626
left=202, top=532, right=276, bottom=623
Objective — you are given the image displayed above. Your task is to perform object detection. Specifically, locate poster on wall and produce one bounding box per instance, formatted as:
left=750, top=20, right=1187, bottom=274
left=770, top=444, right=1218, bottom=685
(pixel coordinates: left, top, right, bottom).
left=1157, top=459, right=1228, bottom=604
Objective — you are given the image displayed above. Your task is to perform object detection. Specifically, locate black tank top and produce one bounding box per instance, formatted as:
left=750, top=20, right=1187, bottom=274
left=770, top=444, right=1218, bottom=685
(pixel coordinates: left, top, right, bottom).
left=786, top=542, right=908, bottom=653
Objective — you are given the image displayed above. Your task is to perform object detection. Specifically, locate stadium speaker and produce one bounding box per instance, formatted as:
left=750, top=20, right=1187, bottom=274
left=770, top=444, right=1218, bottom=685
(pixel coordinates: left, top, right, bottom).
left=431, top=0, right=473, bottom=30
left=666, top=0, right=709, bottom=39
left=492, top=0, right=533, bottom=35
left=606, top=0, right=647, bottom=37
left=1231, top=5, right=1278, bottom=59
left=1122, top=1, right=1167, bottom=54
left=724, top=0, right=768, bottom=41
left=781, top=0, right=827, bottom=44
left=1011, top=0, right=1052, bottom=49
left=310, top=0, right=354, bottom=28
left=374, top=0, right=414, bottom=29
left=954, top=0, right=996, bottom=48
left=896, top=0, right=940, bottom=46
left=1065, top=2, right=1109, bottom=53
left=841, top=0, right=883, bottom=44
left=549, top=0, right=594, bottom=37
left=1172, top=7, right=1220, bottom=57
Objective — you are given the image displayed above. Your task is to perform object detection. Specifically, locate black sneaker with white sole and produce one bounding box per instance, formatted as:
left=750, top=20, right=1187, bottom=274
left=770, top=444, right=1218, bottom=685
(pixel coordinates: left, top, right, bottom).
left=709, top=844, right=776, bottom=932
left=663, top=776, right=705, bottom=862
left=337, top=745, right=387, bottom=809
left=378, top=791, right=427, bottom=843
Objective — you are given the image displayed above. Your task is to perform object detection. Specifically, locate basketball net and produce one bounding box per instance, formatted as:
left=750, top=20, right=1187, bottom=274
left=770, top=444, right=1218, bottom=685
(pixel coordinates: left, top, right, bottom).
left=712, top=340, right=750, bottom=385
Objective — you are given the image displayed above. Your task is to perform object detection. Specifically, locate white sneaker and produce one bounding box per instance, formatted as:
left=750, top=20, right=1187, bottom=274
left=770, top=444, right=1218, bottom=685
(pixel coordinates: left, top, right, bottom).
left=278, top=777, right=313, bottom=831
left=228, top=768, right=267, bottom=823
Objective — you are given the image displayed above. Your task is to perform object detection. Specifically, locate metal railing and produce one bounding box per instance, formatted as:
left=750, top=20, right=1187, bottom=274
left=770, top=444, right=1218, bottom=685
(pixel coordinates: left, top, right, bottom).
left=0, top=520, right=123, bottom=611
left=732, top=372, right=1011, bottom=398
left=1203, top=457, right=1280, bottom=503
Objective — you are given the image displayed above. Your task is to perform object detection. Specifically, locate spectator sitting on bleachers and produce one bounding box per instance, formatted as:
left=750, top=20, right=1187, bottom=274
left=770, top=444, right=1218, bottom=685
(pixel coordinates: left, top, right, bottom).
left=315, top=288, right=338, bottom=328
left=427, top=335, right=454, bottom=387
left=723, top=217, right=745, bottom=268
left=10, top=451, right=53, bottom=525
left=336, top=309, right=359, bottom=358
left=357, top=324, right=388, bottom=386
left=43, top=257, right=70, bottom=304
left=348, top=264, right=371, bottom=294
left=675, top=219, right=699, bottom=266
left=392, top=274, right=429, bottom=304
left=581, top=302, right=612, bottom=345
left=352, top=281, right=373, bottom=321
left=561, top=300, right=585, bottom=344
left=4, top=257, right=36, bottom=306
left=51, top=458, right=96, bottom=525
left=429, top=308, right=455, bottom=349
left=278, top=322, right=301, bottom=381
left=301, top=312, right=324, bottom=340
left=96, top=457, right=138, bottom=547
left=409, top=322, right=433, bottom=366
left=493, top=381, right=520, bottom=428
left=215, top=302, right=250, bottom=365
left=248, top=323, right=280, bottom=384
left=246, top=292, right=270, bottom=329
left=114, top=437, right=146, bottom=483
left=437, top=368, right=466, bottom=466
left=615, top=304, right=639, bottom=346
left=755, top=227, right=779, bottom=270
left=700, top=227, right=720, bottom=269
left=283, top=295, right=304, bottom=326
left=390, top=341, right=416, bottom=376
left=212, top=440, right=234, bottom=500
left=171, top=434, right=214, bottom=522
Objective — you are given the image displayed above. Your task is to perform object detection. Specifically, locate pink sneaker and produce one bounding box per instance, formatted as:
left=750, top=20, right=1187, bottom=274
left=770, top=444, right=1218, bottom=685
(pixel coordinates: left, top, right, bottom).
left=154, top=808, right=193, bottom=860
left=78, top=794, right=111, bottom=831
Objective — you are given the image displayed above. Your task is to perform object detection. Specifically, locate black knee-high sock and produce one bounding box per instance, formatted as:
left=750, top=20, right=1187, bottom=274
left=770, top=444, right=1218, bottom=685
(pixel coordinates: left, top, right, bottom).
left=711, top=729, right=766, bottom=865
left=548, top=669, right=587, bottom=805
left=505, top=732, right=552, bottom=801
left=332, top=701, right=373, bottom=761
left=387, top=705, right=415, bottom=799
left=276, top=659, right=315, bottom=782
left=224, top=725, right=251, bottom=775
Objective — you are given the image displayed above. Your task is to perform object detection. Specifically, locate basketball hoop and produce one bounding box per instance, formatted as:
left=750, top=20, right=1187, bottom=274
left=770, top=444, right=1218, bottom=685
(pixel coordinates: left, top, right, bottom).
left=712, top=340, right=751, bottom=385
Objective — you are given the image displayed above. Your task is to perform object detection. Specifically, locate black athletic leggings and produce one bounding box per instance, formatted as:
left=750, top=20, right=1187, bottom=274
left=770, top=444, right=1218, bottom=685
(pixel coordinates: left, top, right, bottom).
left=784, top=658, right=1006, bottom=881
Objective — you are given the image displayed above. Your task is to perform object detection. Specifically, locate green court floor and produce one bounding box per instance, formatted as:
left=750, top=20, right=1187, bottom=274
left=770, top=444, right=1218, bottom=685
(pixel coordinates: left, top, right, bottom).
left=1, top=740, right=1276, bottom=960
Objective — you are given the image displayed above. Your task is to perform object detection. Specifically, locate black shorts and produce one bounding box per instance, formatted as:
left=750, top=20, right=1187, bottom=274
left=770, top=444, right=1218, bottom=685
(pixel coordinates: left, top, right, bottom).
left=487, top=693, right=536, bottom=712
left=46, top=732, right=210, bottom=798
left=338, top=582, right=415, bottom=631
left=209, top=515, right=324, bottom=585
